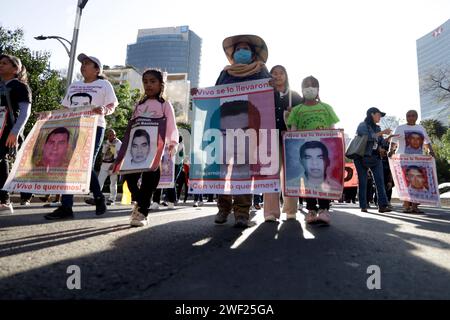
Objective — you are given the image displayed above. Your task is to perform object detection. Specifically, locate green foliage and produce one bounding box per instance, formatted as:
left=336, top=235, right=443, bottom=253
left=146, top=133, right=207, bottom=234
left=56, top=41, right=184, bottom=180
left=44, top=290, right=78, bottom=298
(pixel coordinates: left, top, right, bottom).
left=425, top=126, right=450, bottom=183
left=105, top=82, right=141, bottom=139
left=176, top=121, right=191, bottom=132
left=0, top=26, right=65, bottom=136
left=420, top=119, right=447, bottom=140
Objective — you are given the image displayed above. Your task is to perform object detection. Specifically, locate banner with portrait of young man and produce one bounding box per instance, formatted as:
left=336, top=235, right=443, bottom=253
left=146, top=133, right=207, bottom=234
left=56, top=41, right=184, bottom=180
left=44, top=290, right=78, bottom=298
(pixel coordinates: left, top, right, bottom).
left=389, top=154, right=440, bottom=207
left=283, top=129, right=345, bottom=200
left=2, top=106, right=98, bottom=194
left=189, top=78, right=280, bottom=195
left=113, top=116, right=166, bottom=174
left=157, top=144, right=175, bottom=188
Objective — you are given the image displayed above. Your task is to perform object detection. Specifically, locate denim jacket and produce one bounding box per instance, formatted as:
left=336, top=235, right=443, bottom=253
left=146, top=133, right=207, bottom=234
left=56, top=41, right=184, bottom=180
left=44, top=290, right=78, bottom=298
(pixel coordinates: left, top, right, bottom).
left=356, top=121, right=384, bottom=157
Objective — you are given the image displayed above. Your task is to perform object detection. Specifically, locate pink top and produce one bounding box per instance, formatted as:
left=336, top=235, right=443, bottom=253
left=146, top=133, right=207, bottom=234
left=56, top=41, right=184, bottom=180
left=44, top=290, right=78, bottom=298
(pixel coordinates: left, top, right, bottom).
left=132, top=99, right=179, bottom=147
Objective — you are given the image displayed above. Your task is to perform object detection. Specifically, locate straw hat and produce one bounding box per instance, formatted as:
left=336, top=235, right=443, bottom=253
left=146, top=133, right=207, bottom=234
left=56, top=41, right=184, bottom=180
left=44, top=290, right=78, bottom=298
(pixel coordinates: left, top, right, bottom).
left=222, top=34, right=268, bottom=64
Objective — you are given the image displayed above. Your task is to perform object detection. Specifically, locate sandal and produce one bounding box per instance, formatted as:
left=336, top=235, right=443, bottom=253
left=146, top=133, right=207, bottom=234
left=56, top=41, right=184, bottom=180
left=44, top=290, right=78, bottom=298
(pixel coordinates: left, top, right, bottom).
left=411, top=208, right=425, bottom=214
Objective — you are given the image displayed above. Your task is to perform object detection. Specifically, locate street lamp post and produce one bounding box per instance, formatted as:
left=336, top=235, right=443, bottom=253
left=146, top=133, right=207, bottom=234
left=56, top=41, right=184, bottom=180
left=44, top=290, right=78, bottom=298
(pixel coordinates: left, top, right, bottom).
left=35, top=0, right=89, bottom=88
left=66, top=0, right=89, bottom=87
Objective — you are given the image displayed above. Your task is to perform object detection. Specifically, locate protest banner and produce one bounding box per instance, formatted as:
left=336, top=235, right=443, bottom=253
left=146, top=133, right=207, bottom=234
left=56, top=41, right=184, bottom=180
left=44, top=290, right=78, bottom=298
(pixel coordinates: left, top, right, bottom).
left=157, top=144, right=175, bottom=188
left=189, top=78, right=279, bottom=194
left=389, top=154, right=440, bottom=207
left=113, top=116, right=166, bottom=174
left=344, top=162, right=359, bottom=188
left=283, top=129, right=345, bottom=200
left=2, top=106, right=98, bottom=194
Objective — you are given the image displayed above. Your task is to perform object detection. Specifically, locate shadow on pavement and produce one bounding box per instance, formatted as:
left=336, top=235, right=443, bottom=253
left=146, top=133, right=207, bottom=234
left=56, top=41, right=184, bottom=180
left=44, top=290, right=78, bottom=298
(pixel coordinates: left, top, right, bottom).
left=0, top=205, right=450, bottom=299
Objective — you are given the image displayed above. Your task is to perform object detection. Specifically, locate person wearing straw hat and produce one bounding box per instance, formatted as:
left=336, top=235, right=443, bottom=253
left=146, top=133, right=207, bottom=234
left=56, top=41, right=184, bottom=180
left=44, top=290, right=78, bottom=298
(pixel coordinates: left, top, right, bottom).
left=213, top=34, right=271, bottom=228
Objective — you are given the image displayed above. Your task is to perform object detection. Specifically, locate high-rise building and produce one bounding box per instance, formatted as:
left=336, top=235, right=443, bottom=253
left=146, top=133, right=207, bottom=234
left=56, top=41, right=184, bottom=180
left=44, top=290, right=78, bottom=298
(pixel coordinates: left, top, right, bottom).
left=126, top=26, right=201, bottom=87
left=416, top=19, right=450, bottom=126
left=103, top=65, right=143, bottom=91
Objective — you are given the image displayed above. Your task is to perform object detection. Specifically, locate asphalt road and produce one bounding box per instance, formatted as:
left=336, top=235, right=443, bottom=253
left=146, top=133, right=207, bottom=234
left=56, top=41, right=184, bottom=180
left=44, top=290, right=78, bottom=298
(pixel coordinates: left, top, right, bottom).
left=0, top=200, right=449, bottom=299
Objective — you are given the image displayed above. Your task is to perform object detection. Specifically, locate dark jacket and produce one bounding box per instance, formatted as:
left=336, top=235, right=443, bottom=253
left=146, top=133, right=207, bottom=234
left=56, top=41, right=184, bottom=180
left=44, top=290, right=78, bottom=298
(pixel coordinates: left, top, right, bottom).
left=356, top=121, right=385, bottom=157
left=274, top=90, right=303, bottom=132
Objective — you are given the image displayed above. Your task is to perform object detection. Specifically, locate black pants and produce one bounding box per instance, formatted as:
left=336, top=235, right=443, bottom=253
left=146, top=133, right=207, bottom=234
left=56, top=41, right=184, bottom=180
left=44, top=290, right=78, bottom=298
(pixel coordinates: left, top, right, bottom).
left=306, top=198, right=330, bottom=211
left=0, top=156, right=9, bottom=204
left=176, top=170, right=188, bottom=202
left=124, top=169, right=160, bottom=216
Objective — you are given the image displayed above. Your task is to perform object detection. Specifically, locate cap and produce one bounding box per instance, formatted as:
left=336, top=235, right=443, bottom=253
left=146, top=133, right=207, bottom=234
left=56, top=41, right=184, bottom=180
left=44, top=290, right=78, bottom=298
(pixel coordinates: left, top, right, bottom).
left=77, top=53, right=103, bottom=74
left=367, top=107, right=386, bottom=117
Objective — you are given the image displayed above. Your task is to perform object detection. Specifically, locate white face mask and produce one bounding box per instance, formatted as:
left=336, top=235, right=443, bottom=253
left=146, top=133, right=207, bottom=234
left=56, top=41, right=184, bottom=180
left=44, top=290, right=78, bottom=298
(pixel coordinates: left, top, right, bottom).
left=302, top=87, right=319, bottom=100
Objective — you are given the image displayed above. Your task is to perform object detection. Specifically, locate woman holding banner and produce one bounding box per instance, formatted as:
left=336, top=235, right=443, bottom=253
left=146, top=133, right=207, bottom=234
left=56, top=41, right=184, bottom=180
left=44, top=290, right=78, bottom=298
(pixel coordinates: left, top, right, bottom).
left=264, top=65, right=303, bottom=222
left=123, top=69, right=178, bottom=227
left=44, top=53, right=118, bottom=220
left=0, top=54, right=32, bottom=214
left=353, top=107, right=393, bottom=214
left=213, top=34, right=271, bottom=229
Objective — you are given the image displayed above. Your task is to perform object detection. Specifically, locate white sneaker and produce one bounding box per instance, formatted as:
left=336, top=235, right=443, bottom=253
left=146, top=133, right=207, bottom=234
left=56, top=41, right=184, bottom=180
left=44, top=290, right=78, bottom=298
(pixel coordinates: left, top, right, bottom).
left=198, top=201, right=204, bottom=207
left=193, top=201, right=199, bottom=207
left=168, top=202, right=175, bottom=209
left=150, top=202, right=159, bottom=210
left=0, top=203, right=13, bottom=215
left=129, top=206, right=147, bottom=227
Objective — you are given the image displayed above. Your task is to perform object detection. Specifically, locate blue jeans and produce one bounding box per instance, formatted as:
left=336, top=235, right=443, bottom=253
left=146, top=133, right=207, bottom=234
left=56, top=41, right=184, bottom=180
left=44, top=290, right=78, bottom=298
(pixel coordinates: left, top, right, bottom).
left=354, top=157, right=388, bottom=209
left=61, top=126, right=105, bottom=207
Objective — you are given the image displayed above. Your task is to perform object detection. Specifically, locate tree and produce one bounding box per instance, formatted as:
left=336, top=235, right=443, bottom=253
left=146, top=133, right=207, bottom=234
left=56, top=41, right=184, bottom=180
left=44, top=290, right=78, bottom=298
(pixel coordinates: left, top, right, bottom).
left=422, top=65, right=450, bottom=104
left=420, top=119, right=447, bottom=140
left=380, top=115, right=400, bottom=132
left=0, top=26, right=65, bottom=136
left=105, top=82, right=141, bottom=139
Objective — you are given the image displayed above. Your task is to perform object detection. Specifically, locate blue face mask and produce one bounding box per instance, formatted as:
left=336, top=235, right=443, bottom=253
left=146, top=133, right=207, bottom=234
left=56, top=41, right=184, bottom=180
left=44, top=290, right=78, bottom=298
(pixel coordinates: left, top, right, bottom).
left=233, top=49, right=253, bottom=64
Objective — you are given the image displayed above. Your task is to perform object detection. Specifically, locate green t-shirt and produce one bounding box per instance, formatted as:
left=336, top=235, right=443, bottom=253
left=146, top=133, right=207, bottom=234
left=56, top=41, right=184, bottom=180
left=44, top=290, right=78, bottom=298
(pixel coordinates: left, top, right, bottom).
left=287, top=102, right=339, bottom=130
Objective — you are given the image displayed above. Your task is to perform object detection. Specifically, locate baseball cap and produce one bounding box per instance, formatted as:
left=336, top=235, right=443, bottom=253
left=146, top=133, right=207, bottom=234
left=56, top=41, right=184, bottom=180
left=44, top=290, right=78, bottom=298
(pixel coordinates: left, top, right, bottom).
left=366, top=107, right=386, bottom=117
left=77, top=53, right=103, bottom=74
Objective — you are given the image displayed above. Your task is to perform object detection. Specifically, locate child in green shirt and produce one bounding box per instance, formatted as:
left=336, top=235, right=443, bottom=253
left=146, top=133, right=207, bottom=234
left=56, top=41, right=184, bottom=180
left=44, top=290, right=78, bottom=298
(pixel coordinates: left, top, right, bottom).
left=287, top=75, right=340, bottom=225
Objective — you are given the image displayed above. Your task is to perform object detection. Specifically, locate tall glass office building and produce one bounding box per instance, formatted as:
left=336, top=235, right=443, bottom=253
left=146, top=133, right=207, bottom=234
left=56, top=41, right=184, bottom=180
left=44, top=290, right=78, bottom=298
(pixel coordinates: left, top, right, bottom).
left=416, top=19, right=450, bottom=126
left=126, top=26, right=202, bottom=87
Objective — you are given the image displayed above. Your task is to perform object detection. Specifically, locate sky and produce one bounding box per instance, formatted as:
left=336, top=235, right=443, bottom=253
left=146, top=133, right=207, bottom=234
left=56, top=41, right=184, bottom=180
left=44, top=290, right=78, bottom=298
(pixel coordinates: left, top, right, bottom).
left=1, top=0, right=449, bottom=135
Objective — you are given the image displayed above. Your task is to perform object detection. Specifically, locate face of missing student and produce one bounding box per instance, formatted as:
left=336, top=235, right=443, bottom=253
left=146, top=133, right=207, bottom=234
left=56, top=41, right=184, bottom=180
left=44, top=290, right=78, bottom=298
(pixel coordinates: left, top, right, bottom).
left=131, top=135, right=150, bottom=164
left=42, top=132, right=70, bottom=167
left=407, top=133, right=423, bottom=150
left=71, top=95, right=91, bottom=107
left=406, top=168, right=426, bottom=190
left=302, top=147, right=326, bottom=181
left=220, top=111, right=249, bottom=164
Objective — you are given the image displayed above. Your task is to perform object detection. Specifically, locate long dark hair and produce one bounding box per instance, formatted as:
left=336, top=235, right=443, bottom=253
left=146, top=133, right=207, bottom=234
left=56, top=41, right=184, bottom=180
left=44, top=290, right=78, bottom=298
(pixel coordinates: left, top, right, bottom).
left=0, top=54, right=28, bottom=83
left=139, top=68, right=166, bottom=104
left=364, top=110, right=378, bottom=130
left=270, top=65, right=290, bottom=90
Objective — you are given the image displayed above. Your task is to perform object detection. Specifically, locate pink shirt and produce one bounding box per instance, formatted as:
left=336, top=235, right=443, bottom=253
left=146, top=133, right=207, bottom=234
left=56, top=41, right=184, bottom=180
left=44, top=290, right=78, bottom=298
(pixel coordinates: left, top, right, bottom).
left=132, top=99, right=179, bottom=147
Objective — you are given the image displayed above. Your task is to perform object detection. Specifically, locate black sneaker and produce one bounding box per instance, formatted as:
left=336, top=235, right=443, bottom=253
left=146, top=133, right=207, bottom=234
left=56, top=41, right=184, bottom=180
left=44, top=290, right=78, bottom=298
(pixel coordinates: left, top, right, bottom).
left=378, top=206, right=392, bottom=213
left=84, top=197, right=96, bottom=205
left=44, top=206, right=74, bottom=220
left=95, top=197, right=107, bottom=215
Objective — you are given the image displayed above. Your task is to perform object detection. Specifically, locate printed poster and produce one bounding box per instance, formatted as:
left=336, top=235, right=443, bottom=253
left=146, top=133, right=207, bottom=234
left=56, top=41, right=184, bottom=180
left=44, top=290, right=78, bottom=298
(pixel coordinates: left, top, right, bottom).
left=283, top=129, right=345, bottom=200
left=389, top=154, right=440, bottom=207
left=189, top=78, right=279, bottom=194
left=157, top=144, right=175, bottom=188
left=114, top=116, right=166, bottom=174
left=344, top=162, right=359, bottom=188
left=2, top=106, right=98, bottom=194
